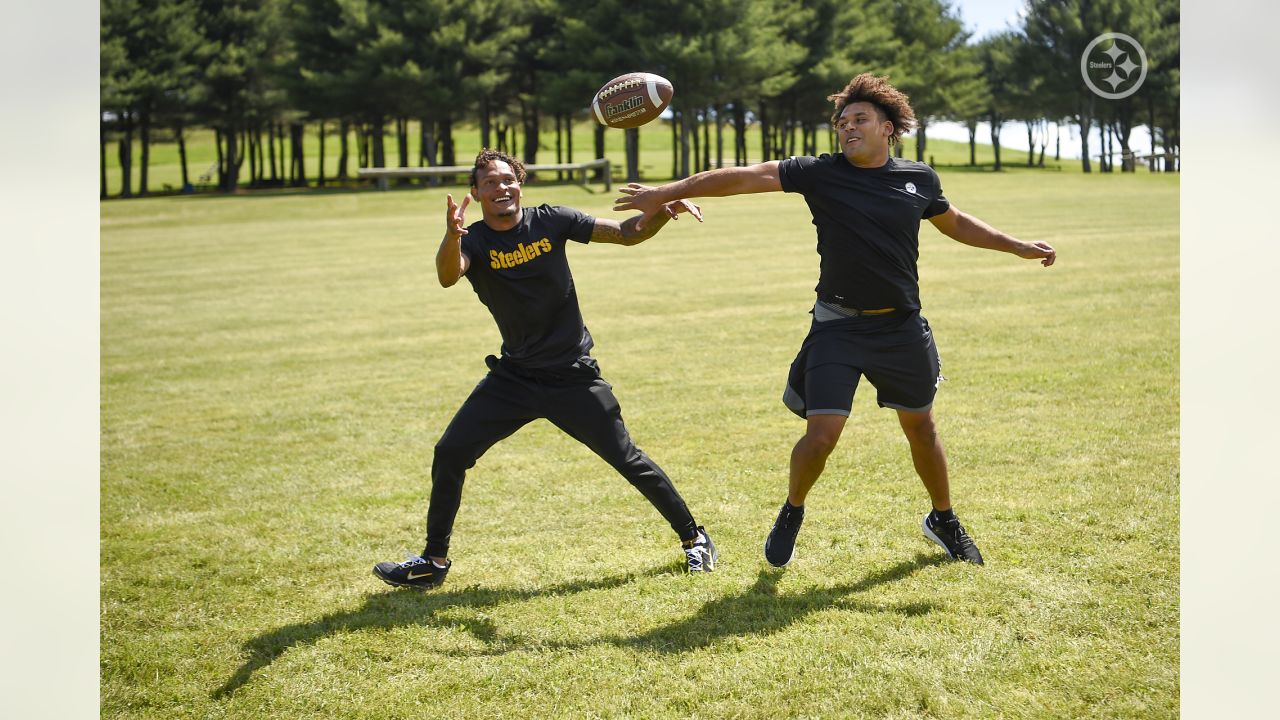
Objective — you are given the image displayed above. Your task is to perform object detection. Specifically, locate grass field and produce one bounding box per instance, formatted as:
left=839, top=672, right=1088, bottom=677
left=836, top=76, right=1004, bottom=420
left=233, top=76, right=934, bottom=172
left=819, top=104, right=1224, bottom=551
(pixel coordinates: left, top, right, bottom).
left=101, top=168, right=1178, bottom=718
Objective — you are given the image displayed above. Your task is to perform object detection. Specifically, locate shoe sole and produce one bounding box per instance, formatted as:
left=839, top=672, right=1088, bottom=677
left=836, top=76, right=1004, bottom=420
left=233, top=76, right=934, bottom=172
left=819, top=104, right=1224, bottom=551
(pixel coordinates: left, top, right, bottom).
left=372, top=567, right=442, bottom=590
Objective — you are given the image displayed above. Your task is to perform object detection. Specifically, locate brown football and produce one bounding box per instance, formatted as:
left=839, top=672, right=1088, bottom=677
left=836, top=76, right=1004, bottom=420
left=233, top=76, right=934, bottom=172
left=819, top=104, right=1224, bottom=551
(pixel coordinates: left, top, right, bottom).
left=591, top=72, right=674, bottom=129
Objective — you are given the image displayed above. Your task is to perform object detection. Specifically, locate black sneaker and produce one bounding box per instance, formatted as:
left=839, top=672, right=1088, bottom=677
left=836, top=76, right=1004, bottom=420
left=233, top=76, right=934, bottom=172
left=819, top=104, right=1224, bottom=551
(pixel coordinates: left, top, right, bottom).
left=922, top=512, right=985, bottom=565
left=764, top=502, right=805, bottom=567
left=683, top=526, right=717, bottom=572
left=373, top=554, right=451, bottom=589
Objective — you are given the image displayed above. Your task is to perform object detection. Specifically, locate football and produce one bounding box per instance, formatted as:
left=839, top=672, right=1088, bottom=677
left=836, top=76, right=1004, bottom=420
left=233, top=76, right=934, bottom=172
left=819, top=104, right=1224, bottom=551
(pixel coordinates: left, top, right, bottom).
left=591, top=72, right=673, bottom=129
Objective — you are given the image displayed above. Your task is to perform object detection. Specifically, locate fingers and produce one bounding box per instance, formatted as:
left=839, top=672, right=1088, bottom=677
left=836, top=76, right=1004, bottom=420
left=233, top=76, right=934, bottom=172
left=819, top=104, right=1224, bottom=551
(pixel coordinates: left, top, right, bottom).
left=459, top=194, right=471, bottom=213
left=686, top=202, right=704, bottom=223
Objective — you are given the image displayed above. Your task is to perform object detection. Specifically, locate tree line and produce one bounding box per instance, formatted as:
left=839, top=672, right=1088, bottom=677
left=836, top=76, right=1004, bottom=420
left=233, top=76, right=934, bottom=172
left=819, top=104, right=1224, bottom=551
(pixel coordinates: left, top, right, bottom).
left=100, top=0, right=1180, bottom=198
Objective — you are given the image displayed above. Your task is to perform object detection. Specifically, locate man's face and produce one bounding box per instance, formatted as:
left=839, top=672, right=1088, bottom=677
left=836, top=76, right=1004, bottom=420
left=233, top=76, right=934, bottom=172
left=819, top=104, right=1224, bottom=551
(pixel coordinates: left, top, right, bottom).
left=835, top=102, right=893, bottom=163
left=470, top=160, right=522, bottom=219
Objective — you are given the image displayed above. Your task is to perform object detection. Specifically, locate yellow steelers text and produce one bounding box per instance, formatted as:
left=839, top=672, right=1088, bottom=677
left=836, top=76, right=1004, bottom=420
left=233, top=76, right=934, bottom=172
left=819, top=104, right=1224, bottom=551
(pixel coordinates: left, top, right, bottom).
left=490, top=238, right=553, bottom=269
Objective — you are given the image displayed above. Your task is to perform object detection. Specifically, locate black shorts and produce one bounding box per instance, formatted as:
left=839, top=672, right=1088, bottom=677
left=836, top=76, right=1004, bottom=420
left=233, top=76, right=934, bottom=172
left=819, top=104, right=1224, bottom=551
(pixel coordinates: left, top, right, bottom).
left=782, top=310, right=942, bottom=417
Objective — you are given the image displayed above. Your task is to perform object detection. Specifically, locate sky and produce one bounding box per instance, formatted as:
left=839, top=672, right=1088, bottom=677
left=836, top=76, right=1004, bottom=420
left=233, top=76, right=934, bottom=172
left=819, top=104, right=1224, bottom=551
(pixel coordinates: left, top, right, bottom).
left=952, top=0, right=1028, bottom=39
left=928, top=0, right=1154, bottom=158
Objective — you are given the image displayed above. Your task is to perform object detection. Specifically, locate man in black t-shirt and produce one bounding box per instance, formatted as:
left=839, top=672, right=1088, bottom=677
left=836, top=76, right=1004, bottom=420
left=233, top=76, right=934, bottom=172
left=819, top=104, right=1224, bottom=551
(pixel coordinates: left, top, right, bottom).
left=373, top=150, right=717, bottom=590
left=615, top=74, right=1057, bottom=567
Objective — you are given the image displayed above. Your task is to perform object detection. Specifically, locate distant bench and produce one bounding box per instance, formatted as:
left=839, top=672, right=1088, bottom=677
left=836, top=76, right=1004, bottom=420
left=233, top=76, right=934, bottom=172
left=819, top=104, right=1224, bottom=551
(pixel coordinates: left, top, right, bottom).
left=358, top=158, right=612, bottom=191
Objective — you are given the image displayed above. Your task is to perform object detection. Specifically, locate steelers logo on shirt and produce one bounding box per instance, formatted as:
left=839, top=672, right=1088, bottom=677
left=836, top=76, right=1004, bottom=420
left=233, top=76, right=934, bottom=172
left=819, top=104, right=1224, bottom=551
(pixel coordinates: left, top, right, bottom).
left=905, top=182, right=917, bottom=195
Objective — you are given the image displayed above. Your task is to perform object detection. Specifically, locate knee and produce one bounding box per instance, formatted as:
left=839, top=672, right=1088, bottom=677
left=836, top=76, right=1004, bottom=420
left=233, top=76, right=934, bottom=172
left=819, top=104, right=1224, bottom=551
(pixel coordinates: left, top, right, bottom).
left=801, top=426, right=842, bottom=458
left=432, top=438, right=477, bottom=472
left=900, top=415, right=939, bottom=446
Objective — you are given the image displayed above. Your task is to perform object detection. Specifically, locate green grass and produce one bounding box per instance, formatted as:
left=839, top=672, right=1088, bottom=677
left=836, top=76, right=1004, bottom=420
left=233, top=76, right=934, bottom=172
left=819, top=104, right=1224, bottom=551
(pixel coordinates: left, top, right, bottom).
left=101, top=169, right=1178, bottom=718
left=102, top=118, right=1053, bottom=196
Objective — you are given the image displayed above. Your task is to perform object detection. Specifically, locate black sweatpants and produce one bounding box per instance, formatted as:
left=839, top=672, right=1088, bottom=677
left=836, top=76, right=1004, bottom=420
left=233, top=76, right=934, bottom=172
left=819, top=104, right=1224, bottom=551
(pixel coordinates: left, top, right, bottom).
left=424, top=355, right=698, bottom=558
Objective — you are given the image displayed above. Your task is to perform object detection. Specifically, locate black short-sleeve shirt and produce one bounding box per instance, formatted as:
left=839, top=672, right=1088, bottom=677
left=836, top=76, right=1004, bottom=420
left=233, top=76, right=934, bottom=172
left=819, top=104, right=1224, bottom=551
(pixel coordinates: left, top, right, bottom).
left=779, top=154, right=949, bottom=311
left=459, top=204, right=596, bottom=367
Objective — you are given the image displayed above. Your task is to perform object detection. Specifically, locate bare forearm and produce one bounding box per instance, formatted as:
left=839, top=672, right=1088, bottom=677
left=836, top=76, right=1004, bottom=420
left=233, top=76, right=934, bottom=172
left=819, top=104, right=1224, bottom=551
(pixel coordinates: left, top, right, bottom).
left=947, top=211, right=1025, bottom=253
left=436, top=233, right=465, bottom=286
left=651, top=164, right=781, bottom=203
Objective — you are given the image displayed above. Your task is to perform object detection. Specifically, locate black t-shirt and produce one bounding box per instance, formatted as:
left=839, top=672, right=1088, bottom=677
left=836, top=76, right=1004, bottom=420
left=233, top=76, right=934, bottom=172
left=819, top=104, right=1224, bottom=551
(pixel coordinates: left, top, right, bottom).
left=459, top=204, right=596, bottom=367
left=779, top=154, right=949, bottom=311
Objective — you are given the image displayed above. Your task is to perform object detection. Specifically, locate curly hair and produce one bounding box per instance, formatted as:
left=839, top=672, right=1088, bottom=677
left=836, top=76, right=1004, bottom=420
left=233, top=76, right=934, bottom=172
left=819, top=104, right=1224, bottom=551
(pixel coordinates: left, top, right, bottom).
left=470, top=148, right=527, bottom=187
left=827, top=74, right=917, bottom=146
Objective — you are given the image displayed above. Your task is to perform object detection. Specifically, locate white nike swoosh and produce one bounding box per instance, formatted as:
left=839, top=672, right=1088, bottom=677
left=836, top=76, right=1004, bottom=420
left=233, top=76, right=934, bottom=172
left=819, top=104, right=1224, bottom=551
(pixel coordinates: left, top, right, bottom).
left=889, top=187, right=924, bottom=198
left=406, top=570, right=435, bottom=580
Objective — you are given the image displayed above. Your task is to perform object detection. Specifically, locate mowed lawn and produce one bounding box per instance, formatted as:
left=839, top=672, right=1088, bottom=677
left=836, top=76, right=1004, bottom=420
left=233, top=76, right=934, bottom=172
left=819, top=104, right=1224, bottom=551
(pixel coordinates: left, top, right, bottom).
left=101, top=168, right=1178, bottom=719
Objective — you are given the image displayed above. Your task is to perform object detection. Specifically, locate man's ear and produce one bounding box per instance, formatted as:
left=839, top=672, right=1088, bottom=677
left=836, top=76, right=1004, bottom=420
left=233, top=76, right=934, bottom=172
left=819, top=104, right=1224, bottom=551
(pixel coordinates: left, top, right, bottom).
left=469, top=187, right=479, bottom=201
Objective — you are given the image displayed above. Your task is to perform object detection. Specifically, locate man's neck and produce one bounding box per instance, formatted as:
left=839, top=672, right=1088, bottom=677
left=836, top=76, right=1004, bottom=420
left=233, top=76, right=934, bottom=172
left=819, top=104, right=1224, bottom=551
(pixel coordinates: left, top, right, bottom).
left=483, top=208, right=523, bottom=232
left=845, top=150, right=890, bottom=169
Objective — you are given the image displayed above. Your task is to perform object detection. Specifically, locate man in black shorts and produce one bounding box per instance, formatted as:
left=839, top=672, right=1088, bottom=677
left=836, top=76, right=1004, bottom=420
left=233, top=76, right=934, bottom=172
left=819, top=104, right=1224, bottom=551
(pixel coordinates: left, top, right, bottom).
left=614, top=74, right=1056, bottom=566
left=374, top=149, right=716, bottom=589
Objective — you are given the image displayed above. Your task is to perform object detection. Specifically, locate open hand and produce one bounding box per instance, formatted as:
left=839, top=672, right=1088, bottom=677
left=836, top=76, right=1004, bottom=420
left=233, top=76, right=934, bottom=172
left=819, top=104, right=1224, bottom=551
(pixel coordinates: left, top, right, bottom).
left=663, top=199, right=703, bottom=223
left=446, top=193, right=471, bottom=239
left=614, top=183, right=664, bottom=219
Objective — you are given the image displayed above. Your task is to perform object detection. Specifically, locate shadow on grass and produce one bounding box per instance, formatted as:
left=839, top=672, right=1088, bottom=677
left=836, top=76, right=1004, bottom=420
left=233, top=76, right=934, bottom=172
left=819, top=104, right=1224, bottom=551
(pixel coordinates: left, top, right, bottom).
left=213, top=562, right=678, bottom=699
left=215, top=553, right=944, bottom=697
left=611, top=552, right=945, bottom=654
left=454, top=552, right=946, bottom=657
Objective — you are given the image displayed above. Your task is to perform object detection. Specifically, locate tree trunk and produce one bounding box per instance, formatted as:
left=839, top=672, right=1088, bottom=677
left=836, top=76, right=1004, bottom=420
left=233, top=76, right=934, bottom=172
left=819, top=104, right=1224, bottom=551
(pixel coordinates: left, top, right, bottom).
left=480, top=99, right=492, bottom=149
left=118, top=112, right=133, bottom=198
left=1027, top=122, right=1035, bottom=167
left=916, top=121, right=926, bottom=163
left=733, top=100, right=746, bottom=165
left=139, top=111, right=151, bottom=196
left=396, top=117, right=409, bottom=169
left=287, top=128, right=295, bottom=184
left=100, top=117, right=108, bottom=199
left=670, top=112, right=679, bottom=179
left=338, top=119, right=349, bottom=179
left=1101, top=122, right=1112, bottom=173
left=679, top=110, right=691, bottom=178
left=318, top=121, right=326, bottom=187
left=691, top=111, right=701, bottom=174
left=442, top=117, right=456, bottom=166
left=967, top=122, right=976, bottom=166
left=990, top=115, right=1002, bottom=171
left=566, top=114, right=572, bottom=166
left=268, top=123, right=278, bottom=181
left=759, top=103, right=770, bottom=161
left=1078, top=101, right=1092, bottom=173
left=702, top=108, right=711, bottom=171
left=372, top=117, right=386, bottom=168
left=222, top=125, right=239, bottom=193
left=214, top=126, right=224, bottom=188
left=715, top=105, right=724, bottom=169
left=593, top=124, right=605, bottom=182
left=294, top=123, right=308, bottom=185
left=248, top=128, right=258, bottom=185
left=625, top=127, right=640, bottom=182
left=1055, top=122, right=1060, bottom=161
left=555, top=113, right=564, bottom=180
left=278, top=123, right=286, bottom=178
left=522, top=102, right=539, bottom=166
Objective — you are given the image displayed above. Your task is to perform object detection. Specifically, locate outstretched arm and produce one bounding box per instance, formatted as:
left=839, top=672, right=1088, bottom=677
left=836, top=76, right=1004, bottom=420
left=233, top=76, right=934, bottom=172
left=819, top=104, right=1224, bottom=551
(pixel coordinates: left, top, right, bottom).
left=591, top=199, right=703, bottom=246
left=928, top=205, right=1057, bottom=267
left=436, top=193, right=472, bottom=287
left=613, top=161, right=782, bottom=229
